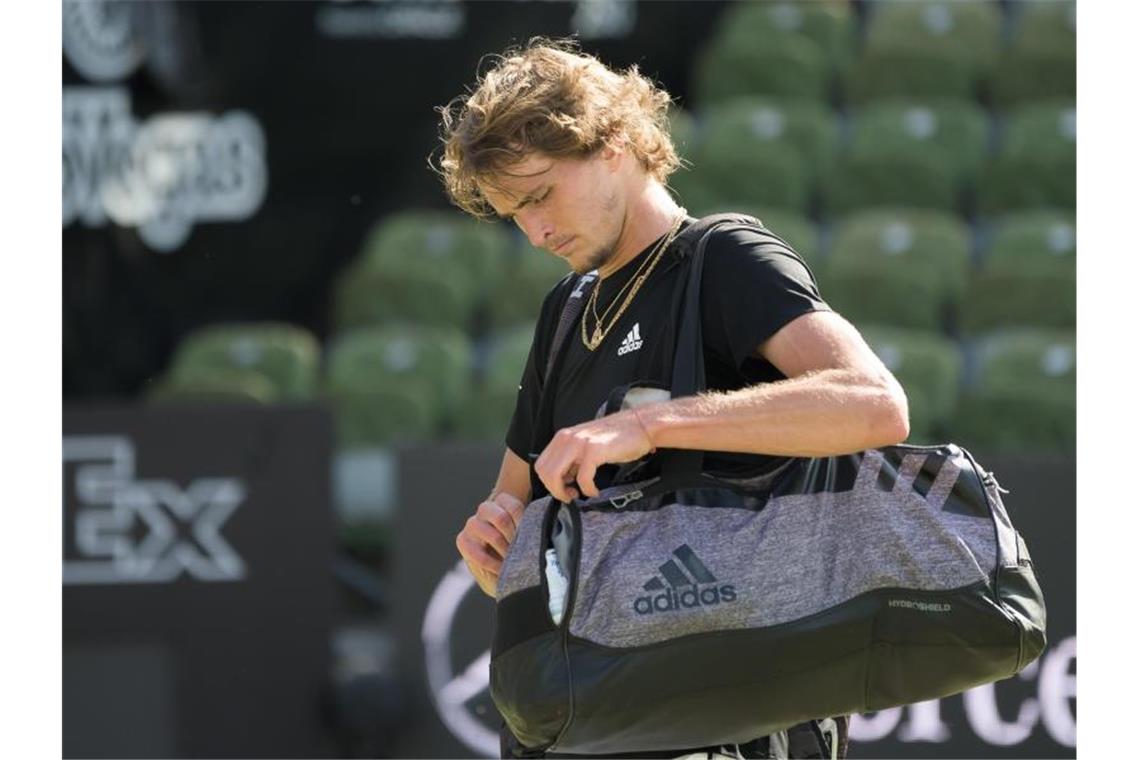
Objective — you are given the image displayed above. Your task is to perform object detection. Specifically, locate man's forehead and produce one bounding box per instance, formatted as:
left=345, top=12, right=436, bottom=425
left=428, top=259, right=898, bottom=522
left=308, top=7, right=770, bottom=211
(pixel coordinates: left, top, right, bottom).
left=479, top=155, right=558, bottom=207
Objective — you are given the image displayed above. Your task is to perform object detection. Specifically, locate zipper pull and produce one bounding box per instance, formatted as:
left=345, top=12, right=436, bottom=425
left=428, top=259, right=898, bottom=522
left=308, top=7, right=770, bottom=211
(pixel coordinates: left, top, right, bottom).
left=609, top=489, right=643, bottom=509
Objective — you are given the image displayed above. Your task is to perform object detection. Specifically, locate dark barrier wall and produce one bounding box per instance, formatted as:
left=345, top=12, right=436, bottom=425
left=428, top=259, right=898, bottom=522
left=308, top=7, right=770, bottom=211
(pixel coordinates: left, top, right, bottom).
left=63, top=405, right=337, bottom=758
left=397, top=445, right=1075, bottom=759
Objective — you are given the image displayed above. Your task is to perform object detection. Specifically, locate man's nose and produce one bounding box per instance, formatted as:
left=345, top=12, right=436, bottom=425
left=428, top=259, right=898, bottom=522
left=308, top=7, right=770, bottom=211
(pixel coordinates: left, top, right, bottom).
left=516, top=210, right=553, bottom=249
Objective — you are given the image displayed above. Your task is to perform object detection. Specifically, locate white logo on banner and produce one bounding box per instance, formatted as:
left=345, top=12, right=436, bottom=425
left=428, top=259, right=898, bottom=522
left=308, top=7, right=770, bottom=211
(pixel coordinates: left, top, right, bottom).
left=422, top=561, right=499, bottom=757
left=62, top=0, right=147, bottom=83
left=63, top=435, right=248, bottom=585
left=63, top=87, right=268, bottom=252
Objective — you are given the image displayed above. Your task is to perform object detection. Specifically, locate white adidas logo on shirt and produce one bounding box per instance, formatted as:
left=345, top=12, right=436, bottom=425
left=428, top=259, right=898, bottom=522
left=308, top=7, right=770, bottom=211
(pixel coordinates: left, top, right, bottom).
left=617, top=323, right=644, bottom=356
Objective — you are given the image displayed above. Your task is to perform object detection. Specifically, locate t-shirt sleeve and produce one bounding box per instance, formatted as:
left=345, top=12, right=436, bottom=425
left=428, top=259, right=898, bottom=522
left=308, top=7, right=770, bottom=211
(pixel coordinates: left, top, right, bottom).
left=700, top=225, right=831, bottom=372
left=505, top=337, right=542, bottom=461
left=504, top=276, right=575, bottom=461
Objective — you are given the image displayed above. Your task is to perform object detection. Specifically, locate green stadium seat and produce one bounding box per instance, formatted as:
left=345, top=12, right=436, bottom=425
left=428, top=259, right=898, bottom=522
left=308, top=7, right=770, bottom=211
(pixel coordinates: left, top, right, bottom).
left=954, top=329, right=1075, bottom=453
left=674, top=143, right=810, bottom=215
left=692, top=32, right=830, bottom=106
left=487, top=241, right=571, bottom=329
left=1013, top=0, right=1076, bottom=47
left=859, top=326, right=963, bottom=442
left=709, top=1, right=858, bottom=80
left=452, top=324, right=535, bottom=439
left=867, top=0, right=1002, bottom=73
left=822, top=209, right=972, bottom=331
left=823, top=144, right=959, bottom=215
left=962, top=210, right=1075, bottom=333
left=979, top=100, right=1075, bottom=213
left=845, top=46, right=974, bottom=105
left=335, top=210, right=512, bottom=331
left=989, top=2, right=1075, bottom=106
left=708, top=98, right=839, bottom=185
left=163, top=322, right=321, bottom=401
left=848, top=98, right=990, bottom=194
left=323, top=325, right=474, bottom=446
left=148, top=366, right=279, bottom=404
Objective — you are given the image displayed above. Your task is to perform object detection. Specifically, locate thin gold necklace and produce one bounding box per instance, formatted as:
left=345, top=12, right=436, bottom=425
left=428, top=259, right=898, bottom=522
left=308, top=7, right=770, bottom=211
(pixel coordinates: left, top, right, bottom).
left=581, top=211, right=686, bottom=351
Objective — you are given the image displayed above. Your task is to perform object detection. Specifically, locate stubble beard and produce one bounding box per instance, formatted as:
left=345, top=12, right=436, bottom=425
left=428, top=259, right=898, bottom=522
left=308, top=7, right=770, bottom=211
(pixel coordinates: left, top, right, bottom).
left=570, top=188, right=622, bottom=275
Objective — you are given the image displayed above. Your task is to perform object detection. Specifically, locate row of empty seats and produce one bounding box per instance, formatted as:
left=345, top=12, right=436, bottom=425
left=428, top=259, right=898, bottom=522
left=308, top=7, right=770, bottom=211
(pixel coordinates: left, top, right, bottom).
left=323, top=206, right=1075, bottom=337
left=694, top=0, right=1074, bottom=106
left=150, top=320, right=1074, bottom=453
left=669, top=97, right=1075, bottom=216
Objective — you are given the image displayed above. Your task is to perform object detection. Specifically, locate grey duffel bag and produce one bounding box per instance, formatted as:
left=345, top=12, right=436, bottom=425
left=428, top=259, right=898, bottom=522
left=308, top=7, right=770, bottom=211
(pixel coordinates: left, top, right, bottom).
left=489, top=216, right=1047, bottom=756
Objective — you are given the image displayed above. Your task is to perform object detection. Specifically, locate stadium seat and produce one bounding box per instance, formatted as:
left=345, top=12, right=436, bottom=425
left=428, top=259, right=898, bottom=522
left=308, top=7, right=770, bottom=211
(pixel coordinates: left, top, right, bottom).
left=148, top=366, right=280, bottom=404
left=954, top=329, right=1076, bottom=453
left=864, top=0, right=1002, bottom=73
left=334, top=210, right=512, bottom=331
left=162, top=322, right=321, bottom=401
left=323, top=325, right=474, bottom=446
left=1012, top=0, right=1076, bottom=46
left=859, top=326, right=963, bottom=442
left=844, top=46, right=974, bottom=105
left=452, top=323, right=534, bottom=439
left=848, top=98, right=990, bottom=195
left=822, top=209, right=972, bottom=331
left=692, top=32, right=830, bottom=106
left=708, top=1, right=857, bottom=81
left=979, top=100, right=1075, bottom=213
left=962, top=210, right=1076, bottom=333
left=822, top=143, right=959, bottom=215
left=707, top=98, right=839, bottom=186
left=988, top=2, right=1075, bottom=106
left=486, top=241, right=571, bottom=329
left=674, top=139, right=810, bottom=215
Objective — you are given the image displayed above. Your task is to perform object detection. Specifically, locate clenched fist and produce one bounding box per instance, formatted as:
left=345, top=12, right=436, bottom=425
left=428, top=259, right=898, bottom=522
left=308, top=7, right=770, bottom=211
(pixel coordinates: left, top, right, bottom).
left=455, top=491, right=528, bottom=597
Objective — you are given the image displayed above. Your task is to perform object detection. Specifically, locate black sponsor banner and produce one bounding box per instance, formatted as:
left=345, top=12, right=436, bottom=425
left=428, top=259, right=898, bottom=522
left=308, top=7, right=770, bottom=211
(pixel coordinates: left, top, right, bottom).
left=396, top=446, right=1075, bottom=759
left=63, top=404, right=337, bottom=759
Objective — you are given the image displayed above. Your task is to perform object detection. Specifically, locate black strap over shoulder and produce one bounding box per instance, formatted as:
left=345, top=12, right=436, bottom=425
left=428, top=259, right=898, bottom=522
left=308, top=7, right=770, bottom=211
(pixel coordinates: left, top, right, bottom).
left=527, top=213, right=771, bottom=496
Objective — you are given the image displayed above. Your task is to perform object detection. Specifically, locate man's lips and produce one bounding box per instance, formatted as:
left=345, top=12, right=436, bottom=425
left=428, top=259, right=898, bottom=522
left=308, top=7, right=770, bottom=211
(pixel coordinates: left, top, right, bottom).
left=551, top=236, right=574, bottom=255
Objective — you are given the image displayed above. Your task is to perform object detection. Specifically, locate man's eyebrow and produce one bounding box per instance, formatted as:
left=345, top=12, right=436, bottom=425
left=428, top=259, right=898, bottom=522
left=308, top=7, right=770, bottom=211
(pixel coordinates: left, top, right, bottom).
left=498, top=186, right=548, bottom=218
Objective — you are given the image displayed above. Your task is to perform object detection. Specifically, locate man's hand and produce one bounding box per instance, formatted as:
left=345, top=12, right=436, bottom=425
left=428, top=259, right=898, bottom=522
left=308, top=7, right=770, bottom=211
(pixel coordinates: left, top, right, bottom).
left=534, top=409, right=655, bottom=502
left=456, top=491, right=527, bottom=597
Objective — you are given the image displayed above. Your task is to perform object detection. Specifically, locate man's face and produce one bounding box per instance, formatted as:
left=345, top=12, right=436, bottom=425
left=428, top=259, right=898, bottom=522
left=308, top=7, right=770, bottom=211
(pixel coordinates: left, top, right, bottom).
left=478, top=151, right=626, bottom=275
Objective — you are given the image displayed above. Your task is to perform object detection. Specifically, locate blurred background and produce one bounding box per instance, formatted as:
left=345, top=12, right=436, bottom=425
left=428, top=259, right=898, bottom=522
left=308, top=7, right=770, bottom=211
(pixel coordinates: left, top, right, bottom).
left=62, top=1, right=1075, bottom=758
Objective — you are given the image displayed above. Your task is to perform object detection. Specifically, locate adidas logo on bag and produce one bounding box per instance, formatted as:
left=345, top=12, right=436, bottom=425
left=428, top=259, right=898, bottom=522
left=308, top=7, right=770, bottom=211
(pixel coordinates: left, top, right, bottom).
left=633, top=544, right=738, bottom=615
left=617, top=323, right=643, bottom=356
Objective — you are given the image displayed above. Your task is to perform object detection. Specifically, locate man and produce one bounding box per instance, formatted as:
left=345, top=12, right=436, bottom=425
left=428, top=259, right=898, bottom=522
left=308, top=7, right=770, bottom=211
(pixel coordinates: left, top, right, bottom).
left=437, top=38, right=908, bottom=759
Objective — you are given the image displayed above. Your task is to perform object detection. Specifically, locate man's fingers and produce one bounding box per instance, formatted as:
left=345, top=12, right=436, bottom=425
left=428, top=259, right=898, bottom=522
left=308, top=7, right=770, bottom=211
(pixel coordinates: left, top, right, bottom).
left=493, top=492, right=528, bottom=525
left=464, top=515, right=511, bottom=557
left=576, top=458, right=600, bottom=498
left=476, top=499, right=520, bottom=543
left=457, top=526, right=507, bottom=569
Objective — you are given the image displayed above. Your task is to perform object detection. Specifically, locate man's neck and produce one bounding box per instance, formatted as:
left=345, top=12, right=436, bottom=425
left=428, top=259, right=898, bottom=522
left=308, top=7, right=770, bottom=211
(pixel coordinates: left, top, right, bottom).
left=596, top=181, right=683, bottom=280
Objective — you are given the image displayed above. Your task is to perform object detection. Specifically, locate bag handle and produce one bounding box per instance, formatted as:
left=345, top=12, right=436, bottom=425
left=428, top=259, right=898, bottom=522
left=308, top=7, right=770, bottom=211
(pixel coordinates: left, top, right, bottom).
left=658, top=213, right=768, bottom=479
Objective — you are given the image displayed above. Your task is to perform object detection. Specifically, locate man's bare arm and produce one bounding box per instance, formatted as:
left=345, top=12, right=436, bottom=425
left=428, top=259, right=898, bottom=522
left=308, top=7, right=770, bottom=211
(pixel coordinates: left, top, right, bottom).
left=640, top=311, right=909, bottom=457
left=534, top=311, right=909, bottom=501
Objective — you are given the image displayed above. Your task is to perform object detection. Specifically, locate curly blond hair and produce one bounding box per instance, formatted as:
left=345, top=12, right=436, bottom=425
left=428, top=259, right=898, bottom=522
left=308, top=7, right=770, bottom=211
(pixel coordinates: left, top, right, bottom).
left=434, top=38, right=681, bottom=218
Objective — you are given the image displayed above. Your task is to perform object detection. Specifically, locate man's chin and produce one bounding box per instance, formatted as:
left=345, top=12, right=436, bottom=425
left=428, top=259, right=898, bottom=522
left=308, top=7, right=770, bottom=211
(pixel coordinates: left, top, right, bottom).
left=570, top=248, right=611, bottom=275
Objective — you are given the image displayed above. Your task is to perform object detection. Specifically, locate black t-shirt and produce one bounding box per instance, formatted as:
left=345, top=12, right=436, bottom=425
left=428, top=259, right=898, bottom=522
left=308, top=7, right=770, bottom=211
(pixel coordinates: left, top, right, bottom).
left=506, top=217, right=830, bottom=486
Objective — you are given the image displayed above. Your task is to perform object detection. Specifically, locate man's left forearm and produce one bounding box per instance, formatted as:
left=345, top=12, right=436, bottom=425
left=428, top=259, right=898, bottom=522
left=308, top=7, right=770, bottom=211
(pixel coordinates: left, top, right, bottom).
left=634, top=367, right=910, bottom=458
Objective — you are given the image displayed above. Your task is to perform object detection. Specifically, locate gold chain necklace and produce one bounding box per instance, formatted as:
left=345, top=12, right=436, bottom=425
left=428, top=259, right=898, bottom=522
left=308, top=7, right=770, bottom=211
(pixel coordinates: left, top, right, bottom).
left=581, top=211, right=686, bottom=352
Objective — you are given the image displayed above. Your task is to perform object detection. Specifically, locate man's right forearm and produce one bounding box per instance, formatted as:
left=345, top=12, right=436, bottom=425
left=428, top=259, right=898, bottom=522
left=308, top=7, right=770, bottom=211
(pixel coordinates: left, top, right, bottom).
left=491, top=447, right=532, bottom=504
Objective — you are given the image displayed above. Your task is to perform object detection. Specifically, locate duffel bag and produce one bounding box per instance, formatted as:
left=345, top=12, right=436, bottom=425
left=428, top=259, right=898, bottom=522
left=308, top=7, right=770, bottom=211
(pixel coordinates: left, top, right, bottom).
left=489, top=215, right=1047, bottom=756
